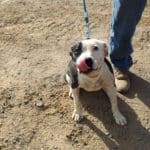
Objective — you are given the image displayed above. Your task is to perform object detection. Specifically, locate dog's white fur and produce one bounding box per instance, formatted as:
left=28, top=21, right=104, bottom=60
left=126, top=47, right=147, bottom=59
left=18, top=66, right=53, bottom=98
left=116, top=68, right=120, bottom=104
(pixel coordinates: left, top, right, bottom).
left=66, top=39, right=127, bottom=125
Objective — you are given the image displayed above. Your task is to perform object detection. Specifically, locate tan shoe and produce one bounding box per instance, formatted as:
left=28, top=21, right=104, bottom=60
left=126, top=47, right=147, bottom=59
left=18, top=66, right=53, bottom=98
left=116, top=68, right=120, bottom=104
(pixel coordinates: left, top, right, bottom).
left=114, top=70, right=130, bottom=93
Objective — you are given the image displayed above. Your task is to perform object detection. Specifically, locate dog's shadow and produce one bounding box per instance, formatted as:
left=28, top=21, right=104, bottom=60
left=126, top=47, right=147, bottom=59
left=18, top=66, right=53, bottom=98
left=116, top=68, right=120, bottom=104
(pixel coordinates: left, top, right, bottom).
left=79, top=73, right=150, bottom=150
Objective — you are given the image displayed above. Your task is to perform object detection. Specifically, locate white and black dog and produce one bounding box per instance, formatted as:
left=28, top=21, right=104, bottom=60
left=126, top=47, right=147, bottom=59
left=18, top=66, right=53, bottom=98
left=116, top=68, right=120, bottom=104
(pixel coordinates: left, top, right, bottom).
left=65, top=39, right=127, bottom=125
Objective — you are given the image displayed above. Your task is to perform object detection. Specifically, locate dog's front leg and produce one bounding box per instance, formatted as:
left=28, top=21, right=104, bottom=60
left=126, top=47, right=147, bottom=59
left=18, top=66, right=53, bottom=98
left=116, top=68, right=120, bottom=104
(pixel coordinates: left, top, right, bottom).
left=103, top=86, right=127, bottom=125
left=71, top=88, right=83, bottom=122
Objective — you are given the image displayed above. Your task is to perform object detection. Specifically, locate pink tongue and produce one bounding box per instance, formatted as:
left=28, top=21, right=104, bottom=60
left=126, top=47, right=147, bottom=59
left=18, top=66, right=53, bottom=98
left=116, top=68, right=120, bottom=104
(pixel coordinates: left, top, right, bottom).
left=76, top=59, right=90, bottom=72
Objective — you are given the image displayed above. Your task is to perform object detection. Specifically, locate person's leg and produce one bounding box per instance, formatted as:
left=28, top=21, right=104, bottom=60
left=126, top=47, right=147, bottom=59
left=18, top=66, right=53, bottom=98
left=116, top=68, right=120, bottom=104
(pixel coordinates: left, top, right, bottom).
left=110, top=0, right=147, bottom=70
left=110, top=0, right=147, bottom=92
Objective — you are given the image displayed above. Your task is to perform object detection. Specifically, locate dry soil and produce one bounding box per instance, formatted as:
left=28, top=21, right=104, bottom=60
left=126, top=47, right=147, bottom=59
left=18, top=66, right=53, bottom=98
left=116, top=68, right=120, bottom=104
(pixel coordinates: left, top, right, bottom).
left=0, top=0, right=150, bottom=150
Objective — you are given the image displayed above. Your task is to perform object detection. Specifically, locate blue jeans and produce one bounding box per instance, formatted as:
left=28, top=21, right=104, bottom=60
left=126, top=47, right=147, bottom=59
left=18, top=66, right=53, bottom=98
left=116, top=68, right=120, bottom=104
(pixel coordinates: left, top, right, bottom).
left=109, top=0, right=147, bottom=70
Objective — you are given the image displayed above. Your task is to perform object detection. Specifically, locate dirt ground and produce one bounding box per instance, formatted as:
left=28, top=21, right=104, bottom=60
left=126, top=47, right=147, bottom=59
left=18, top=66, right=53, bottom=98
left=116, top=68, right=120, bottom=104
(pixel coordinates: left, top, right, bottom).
left=0, top=0, right=150, bottom=149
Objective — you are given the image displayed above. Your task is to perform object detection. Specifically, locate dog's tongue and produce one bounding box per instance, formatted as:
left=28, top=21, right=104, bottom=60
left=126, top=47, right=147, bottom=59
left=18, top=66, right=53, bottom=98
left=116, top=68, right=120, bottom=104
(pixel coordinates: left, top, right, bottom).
left=76, top=59, right=90, bottom=72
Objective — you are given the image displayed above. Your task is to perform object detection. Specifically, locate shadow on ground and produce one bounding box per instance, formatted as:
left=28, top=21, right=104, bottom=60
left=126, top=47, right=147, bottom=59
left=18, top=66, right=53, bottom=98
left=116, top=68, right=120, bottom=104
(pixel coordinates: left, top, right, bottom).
left=125, top=72, right=150, bottom=108
left=79, top=73, right=150, bottom=150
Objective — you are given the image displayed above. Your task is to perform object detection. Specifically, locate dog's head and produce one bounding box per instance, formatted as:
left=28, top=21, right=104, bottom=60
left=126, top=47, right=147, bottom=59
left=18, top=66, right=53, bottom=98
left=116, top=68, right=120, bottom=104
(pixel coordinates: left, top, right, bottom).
left=70, top=39, right=108, bottom=75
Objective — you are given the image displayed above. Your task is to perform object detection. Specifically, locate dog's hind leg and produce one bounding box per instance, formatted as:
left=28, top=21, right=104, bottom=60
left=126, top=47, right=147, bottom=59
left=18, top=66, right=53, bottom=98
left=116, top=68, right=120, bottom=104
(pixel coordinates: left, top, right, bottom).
left=71, top=88, right=83, bottom=122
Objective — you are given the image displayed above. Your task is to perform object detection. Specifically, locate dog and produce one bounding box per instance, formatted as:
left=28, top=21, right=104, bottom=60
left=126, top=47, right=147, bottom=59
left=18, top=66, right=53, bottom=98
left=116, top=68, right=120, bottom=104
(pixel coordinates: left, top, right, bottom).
left=65, top=39, right=127, bottom=125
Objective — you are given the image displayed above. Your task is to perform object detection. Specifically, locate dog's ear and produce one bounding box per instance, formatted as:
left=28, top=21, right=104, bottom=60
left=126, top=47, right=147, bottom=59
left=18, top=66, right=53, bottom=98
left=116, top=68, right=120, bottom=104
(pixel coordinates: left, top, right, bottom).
left=70, top=42, right=82, bottom=61
left=69, top=46, right=75, bottom=60
left=103, top=43, right=108, bottom=57
left=69, top=51, right=73, bottom=58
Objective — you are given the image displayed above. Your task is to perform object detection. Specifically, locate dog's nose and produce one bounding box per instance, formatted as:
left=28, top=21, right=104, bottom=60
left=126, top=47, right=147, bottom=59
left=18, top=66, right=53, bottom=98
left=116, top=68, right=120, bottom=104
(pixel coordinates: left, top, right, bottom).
left=85, top=57, right=93, bottom=68
left=76, top=58, right=93, bottom=73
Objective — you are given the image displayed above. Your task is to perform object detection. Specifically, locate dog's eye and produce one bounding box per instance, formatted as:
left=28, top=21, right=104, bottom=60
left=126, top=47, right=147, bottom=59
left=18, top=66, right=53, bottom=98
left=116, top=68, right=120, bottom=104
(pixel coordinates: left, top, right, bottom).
left=93, top=46, right=99, bottom=51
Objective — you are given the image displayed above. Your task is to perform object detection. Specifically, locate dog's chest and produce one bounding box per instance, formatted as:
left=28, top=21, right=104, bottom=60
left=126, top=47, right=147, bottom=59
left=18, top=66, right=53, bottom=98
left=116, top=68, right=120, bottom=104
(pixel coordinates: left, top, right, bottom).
left=78, top=75, right=103, bottom=91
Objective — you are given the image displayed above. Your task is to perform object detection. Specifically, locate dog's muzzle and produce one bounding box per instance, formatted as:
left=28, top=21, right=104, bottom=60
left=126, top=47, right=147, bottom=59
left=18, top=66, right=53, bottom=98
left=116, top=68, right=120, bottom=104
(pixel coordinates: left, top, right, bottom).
left=76, top=57, right=94, bottom=73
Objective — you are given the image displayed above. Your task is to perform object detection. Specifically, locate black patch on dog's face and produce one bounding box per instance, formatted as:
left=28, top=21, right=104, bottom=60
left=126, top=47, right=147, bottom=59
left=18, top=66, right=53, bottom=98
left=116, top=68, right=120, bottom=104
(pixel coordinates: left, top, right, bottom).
left=70, top=42, right=82, bottom=62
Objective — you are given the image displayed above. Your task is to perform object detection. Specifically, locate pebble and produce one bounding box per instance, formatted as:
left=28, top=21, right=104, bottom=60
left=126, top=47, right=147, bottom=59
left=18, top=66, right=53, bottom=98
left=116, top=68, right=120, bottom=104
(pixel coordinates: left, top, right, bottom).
left=133, top=60, right=138, bottom=64
left=74, top=139, right=78, bottom=144
left=59, top=113, right=63, bottom=118
left=66, top=133, right=73, bottom=140
left=66, top=134, right=71, bottom=140
left=78, top=130, right=82, bottom=135
left=24, top=99, right=29, bottom=105
left=83, top=141, right=88, bottom=145
left=0, top=108, right=4, bottom=113
left=35, top=99, right=44, bottom=109
left=105, top=131, right=110, bottom=136
left=4, top=139, right=8, bottom=143
left=6, top=95, right=11, bottom=100
left=50, top=94, right=55, bottom=97
left=54, top=146, right=58, bottom=149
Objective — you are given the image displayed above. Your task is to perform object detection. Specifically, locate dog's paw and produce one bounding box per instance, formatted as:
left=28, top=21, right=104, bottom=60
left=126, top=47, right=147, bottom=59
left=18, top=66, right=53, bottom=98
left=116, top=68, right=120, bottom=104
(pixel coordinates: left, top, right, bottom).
left=72, top=111, right=83, bottom=122
left=113, top=111, right=127, bottom=125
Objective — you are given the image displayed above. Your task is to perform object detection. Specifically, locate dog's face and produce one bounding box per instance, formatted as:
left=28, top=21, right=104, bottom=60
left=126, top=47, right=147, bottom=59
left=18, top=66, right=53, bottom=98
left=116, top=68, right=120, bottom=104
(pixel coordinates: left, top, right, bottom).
left=70, top=39, right=108, bottom=74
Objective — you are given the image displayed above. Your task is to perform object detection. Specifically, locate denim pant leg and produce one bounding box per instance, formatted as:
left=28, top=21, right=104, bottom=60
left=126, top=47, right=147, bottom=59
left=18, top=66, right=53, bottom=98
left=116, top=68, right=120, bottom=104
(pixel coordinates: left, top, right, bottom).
left=109, top=0, right=147, bottom=70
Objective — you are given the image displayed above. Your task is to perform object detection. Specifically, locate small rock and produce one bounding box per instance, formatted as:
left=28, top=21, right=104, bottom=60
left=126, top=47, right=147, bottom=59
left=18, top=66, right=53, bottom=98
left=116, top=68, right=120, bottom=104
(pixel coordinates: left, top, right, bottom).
left=83, top=141, right=88, bottom=145
left=50, top=94, right=55, bottom=97
left=35, top=99, right=44, bottom=109
left=54, top=146, right=58, bottom=149
left=66, top=134, right=72, bottom=140
left=0, top=108, right=4, bottom=113
left=23, top=57, right=27, bottom=59
left=59, top=113, right=63, bottom=118
left=133, top=60, right=138, bottom=64
left=24, top=99, right=29, bottom=105
left=2, top=102, right=8, bottom=107
left=105, top=131, right=110, bottom=136
left=4, top=139, right=8, bottom=143
left=32, top=130, right=36, bottom=134
left=74, top=139, right=78, bottom=144
left=6, top=95, right=11, bottom=100
left=78, top=130, right=82, bottom=135
left=12, top=140, right=16, bottom=144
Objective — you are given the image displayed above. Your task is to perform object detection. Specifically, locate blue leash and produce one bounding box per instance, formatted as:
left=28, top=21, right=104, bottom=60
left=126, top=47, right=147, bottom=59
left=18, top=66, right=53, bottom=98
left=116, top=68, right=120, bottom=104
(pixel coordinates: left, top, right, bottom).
left=82, top=0, right=90, bottom=39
